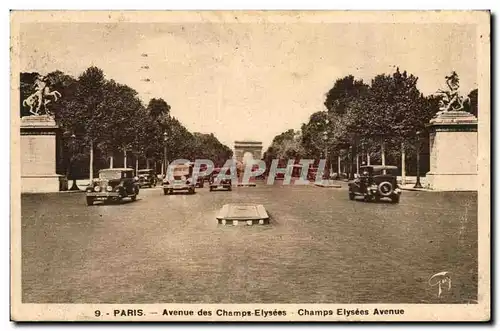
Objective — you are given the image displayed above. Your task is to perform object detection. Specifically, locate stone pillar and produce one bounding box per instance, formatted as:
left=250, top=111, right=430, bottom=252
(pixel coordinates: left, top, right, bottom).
left=425, top=111, right=477, bottom=191
left=21, top=115, right=62, bottom=193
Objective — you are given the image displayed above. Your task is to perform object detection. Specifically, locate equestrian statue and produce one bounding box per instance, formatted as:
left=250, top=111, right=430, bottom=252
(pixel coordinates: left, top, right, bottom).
left=22, top=74, right=62, bottom=116
left=435, top=71, right=465, bottom=113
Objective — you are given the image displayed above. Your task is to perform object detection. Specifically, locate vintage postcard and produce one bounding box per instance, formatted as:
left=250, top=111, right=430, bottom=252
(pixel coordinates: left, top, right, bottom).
left=10, top=10, right=490, bottom=322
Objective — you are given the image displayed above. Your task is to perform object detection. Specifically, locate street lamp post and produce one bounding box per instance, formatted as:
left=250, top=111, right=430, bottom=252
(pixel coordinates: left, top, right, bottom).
left=163, top=131, right=167, bottom=178
left=69, top=134, right=80, bottom=191
left=323, top=130, right=328, bottom=180
left=414, top=130, right=423, bottom=188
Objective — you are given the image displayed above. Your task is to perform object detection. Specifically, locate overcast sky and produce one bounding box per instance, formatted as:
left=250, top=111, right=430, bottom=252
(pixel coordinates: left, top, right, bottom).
left=20, top=21, right=477, bottom=150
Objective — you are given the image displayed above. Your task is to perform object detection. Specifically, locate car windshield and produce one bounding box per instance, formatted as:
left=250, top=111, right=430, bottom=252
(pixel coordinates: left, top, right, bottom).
left=374, top=169, right=397, bottom=176
left=172, top=165, right=191, bottom=176
left=361, top=167, right=397, bottom=176
left=99, top=170, right=123, bottom=180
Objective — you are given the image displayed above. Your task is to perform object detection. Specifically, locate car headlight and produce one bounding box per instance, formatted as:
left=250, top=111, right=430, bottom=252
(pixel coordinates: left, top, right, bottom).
left=94, top=186, right=101, bottom=192
left=106, top=186, right=113, bottom=192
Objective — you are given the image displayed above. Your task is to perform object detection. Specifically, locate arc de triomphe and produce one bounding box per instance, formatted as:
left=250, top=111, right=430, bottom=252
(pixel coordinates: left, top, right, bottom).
left=234, top=140, right=263, bottom=164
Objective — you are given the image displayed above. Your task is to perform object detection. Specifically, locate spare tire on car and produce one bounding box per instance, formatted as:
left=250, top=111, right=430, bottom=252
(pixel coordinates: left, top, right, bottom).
left=378, top=181, right=394, bottom=197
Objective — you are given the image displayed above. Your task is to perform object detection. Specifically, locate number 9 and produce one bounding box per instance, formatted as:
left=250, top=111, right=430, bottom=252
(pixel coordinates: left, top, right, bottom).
left=95, top=310, right=101, bottom=317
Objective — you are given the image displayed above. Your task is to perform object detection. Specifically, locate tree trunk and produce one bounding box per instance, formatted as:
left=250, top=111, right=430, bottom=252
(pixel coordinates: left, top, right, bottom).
left=89, top=140, right=94, bottom=181
left=324, top=148, right=329, bottom=179
left=146, top=159, right=150, bottom=169
left=110, top=156, right=114, bottom=169
left=401, top=142, right=406, bottom=185
left=337, top=155, right=341, bottom=176
left=124, top=149, right=127, bottom=168
left=356, top=153, right=359, bottom=175
left=367, top=152, right=371, bottom=165
left=135, top=157, right=139, bottom=174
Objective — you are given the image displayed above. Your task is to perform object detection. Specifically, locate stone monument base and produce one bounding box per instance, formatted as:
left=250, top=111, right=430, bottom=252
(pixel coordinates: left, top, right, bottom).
left=21, top=175, right=62, bottom=193
left=426, top=172, right=477, bottom=191
left=425, top=110, right=477, bottom=191
left=21, top=115, right=63, bottom=193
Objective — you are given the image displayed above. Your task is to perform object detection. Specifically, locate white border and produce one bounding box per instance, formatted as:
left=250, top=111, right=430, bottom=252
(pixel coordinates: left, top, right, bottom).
left=3, top=1, right=498, bottom=330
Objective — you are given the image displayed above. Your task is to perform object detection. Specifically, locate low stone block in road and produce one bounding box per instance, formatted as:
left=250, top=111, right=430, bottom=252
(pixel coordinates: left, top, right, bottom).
left=216, top=203, right=269, bottom=225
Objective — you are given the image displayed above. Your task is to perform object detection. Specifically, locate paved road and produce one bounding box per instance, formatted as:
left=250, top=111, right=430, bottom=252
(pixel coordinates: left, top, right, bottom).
left=21, top=181, right=477, bottom=303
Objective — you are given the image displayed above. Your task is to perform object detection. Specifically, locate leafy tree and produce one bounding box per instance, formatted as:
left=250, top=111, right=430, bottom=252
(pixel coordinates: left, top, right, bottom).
left=147, top=98, right=171, bottom=119
left=463, top=88, right=478, bottom=117
left=264, top=129, right=304, bottom=167
left=300, top=111, right=330, bottom=159
left=324, top=75, right=369, bottom=116
left=192, top=132, right=233, bottom=166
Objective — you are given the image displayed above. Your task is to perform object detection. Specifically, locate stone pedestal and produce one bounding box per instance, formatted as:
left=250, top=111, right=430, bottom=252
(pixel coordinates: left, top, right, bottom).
left=425, top=111, right=477, bottom=191
left=21, top=115, right=62, bottom=193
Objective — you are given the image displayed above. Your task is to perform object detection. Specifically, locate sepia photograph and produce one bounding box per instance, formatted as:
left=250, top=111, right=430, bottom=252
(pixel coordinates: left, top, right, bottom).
left=10, top=10, right=490, bottom=322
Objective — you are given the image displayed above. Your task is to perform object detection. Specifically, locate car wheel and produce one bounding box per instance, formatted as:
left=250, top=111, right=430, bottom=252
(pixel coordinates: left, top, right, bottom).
left=163, top=189, right=168, bottom=195
left=349, top=191, right=355, bottom=200
left=86, top=197, right=94, bottom=206
left=209, top=187, right=213, bottom=192
left=131, top=194, right=137, bottom=201
left=374, top=196, right=381, bottom=203
left=189, top=188, right=195, bottom=194
left=391, top=195, right=400, bottom=203
left=228, top=185, right=232, bottom=191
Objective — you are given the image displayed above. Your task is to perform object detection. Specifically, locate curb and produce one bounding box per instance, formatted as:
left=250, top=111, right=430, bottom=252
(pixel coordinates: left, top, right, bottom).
left=400, top=187, right=476, bottom=192
left=22, top=190, right=85, bottom=194
left=400, top=187, right=439, bottom=192
left=314, top=184, right=342, bottom=188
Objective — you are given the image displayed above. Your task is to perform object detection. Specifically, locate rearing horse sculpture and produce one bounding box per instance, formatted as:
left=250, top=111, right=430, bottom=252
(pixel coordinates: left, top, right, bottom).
left=435, top=71, right=464, bottom=113
left=23, top=74, right=62, bottom=116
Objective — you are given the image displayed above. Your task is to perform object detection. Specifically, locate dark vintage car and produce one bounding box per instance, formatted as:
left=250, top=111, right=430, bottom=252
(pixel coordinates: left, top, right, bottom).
left=163, top=163, right=196, bottom=195
left=85, top=168, right=140, bottom=205
left=348, top=165, right=401, bottom=203
left=209, top=167, right=232, bottom=191
left=137, top=168, right=157, bottom=188
left=183, top=162, right=206, bottom=188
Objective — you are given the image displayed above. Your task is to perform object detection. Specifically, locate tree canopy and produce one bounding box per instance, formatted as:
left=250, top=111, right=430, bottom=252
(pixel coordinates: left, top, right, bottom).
left=266, top=69, right=476, bottom=175
left=20, top=66, right=232, bottom=178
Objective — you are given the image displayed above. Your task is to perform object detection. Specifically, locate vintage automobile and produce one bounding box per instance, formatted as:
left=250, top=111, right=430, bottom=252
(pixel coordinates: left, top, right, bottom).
left=85, top=168, right=140, bottom=205
left=163, top=163, right=196, bottom=195
left=184, top=162, right=205, bottom=188
left=137, top=168, right=157, bottom=188
left=209, top=167, right=232, bottom=191
left=348, top=165, right=401, bottom=203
